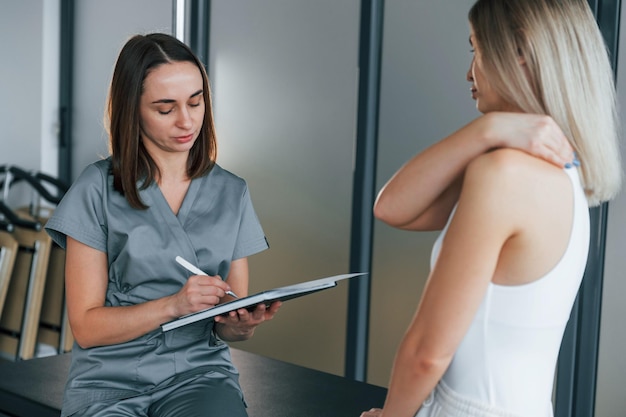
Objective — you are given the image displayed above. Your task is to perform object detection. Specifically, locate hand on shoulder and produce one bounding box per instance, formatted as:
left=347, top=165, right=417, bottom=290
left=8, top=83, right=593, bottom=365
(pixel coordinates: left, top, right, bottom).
left=478, top=112, right=575, bottom=168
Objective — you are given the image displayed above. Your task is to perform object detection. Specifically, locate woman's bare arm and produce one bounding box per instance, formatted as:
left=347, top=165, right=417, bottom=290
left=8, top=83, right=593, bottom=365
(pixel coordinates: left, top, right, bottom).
left=374, top=150, right=555, bottom=416
left=374, top=112, right=573, bottom=231
left=65, top=237, right=231, bottom=348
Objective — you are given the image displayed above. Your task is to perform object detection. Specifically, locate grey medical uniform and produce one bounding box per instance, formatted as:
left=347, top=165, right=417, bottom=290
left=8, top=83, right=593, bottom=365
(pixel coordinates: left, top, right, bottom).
left=45, top=159, right=269, bottom=417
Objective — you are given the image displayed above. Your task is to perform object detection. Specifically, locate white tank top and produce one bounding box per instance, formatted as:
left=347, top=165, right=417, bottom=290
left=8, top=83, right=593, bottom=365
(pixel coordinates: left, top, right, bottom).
left=429, top=167, right=589, bottom=417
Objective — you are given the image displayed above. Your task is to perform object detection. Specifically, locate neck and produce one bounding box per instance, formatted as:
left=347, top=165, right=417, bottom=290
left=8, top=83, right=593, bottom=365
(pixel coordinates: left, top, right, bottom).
left=152, top=152, right=190, bottom=184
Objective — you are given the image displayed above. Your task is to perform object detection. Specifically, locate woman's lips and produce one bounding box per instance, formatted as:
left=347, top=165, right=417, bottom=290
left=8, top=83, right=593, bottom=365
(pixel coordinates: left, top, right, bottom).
left=175, top=133, right=194, bottom=143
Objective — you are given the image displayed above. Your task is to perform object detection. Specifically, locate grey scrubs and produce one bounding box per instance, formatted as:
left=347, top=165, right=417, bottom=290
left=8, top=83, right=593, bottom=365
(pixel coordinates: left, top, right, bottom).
left=45, top=159, right=269, bottom=417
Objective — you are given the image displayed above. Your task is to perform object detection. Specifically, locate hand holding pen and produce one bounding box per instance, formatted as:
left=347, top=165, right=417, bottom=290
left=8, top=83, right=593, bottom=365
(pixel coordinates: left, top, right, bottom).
left=176, top=256, right=239, bottom=298
left=169, top=256, right=238, bottom=318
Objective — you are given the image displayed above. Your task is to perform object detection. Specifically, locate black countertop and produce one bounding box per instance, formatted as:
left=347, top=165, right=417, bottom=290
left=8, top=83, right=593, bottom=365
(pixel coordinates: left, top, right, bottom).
left=0, top=348, right=387, bottom=417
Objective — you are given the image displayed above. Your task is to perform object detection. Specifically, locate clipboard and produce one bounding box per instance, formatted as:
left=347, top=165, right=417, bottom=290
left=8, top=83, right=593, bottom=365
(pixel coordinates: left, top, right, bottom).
left=161, top=272, right=366, bottom=332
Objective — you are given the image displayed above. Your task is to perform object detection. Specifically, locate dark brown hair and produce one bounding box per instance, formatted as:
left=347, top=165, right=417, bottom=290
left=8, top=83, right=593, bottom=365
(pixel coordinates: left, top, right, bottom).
left=107, top=33, right=217, bottom=209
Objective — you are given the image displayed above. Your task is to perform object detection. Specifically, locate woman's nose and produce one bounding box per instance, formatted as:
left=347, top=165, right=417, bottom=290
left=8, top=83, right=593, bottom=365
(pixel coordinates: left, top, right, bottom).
left=176, top=107, right=192, bottom=128
left=466, top=61, right=474, bottom=82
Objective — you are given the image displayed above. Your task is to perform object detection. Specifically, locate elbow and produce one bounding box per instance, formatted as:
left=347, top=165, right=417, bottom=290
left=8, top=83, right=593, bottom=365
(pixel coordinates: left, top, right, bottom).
left=373, top=194, right=403, bottom=227
left=373, top=201, right=414, bottom=230
left=372, top=197, right=388, bottom=222
left=71, top=327, right=97, bottom=349
left=397, top=343, right=453, bottom=379
left=413, top=355, right=450, bottom=377
left=75, top=341, right=95, bottom=350
left=69, top=318, right=99, bottom=349
left=73, top=337, right=93, bottom=350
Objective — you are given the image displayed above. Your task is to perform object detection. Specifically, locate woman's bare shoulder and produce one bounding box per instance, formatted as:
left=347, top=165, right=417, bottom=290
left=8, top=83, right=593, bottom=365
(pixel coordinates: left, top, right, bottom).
left=461, top=148, right=572, bottom=214
left=467, top=148, right=567, bottom=187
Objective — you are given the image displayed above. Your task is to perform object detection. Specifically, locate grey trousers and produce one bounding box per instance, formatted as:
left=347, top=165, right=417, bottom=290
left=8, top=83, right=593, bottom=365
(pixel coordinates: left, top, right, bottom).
left=71, top=374, right=247, bottom=417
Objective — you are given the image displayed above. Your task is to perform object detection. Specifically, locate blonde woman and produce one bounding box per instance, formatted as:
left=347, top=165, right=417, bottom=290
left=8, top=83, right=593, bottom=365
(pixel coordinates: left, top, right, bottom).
left=362, top=0, right=620, bottom=416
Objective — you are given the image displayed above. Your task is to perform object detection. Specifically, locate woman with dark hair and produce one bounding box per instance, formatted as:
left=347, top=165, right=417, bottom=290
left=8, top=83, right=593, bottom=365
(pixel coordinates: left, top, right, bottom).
left=46, top=33, right=280, bottom=416
left=361, top=0, right=620, bottom=416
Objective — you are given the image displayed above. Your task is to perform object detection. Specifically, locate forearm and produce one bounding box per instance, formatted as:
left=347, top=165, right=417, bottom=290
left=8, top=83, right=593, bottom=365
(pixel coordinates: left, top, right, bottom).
left=70, top=295, right=178, bottom=348
left=374, top=116, right=494, bottom=230
left=380, top=342, right=450, bottom=417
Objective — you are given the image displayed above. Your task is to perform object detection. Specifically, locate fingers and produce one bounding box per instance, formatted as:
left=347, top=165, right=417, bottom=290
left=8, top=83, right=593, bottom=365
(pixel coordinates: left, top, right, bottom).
left=360, top=408, right=383, bottom=417
left=268, top=300, right=282, bottom=314
left=534, top=116, right=574, bottom=167
left=216, top=304, right=266, bottom=323
left=174, top=275, right=232, bottom=316
left=487, top=112, right=577, bottom=168
left=188, top=274, right=231, bottom=297
left=214, top=302, right=282, bottom=326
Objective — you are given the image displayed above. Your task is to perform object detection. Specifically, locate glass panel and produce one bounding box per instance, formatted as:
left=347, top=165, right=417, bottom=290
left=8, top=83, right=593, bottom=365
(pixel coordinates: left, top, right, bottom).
left=209, top=0, right=360, bottom=376
left=0, top=0, right=59, bottom=207
left=369, top=0, right=477, bottom=386
left=72, top=0, right=172, bottom=177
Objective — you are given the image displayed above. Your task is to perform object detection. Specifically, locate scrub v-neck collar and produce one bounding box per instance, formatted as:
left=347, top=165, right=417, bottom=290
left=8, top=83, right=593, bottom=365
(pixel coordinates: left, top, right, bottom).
left=142, top=173, right=206, bottom=226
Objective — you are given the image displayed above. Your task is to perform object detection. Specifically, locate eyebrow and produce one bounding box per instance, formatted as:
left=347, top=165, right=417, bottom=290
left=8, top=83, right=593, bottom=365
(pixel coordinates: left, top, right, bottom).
left=151, top=89, right=203, bottom=104
left=469, top=36, right=474, bottom=46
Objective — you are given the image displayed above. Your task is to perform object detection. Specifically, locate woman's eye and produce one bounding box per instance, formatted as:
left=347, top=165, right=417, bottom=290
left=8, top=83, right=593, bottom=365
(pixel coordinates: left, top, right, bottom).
left=158, top=108, right=173, bottom=115
left=189, top=98, right=202, bottom=108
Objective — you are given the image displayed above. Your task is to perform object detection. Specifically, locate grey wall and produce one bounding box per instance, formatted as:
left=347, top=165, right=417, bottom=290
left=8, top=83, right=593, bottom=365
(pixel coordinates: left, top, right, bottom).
left=369, top=0, right=477, bottom=386
left=208, top=0, right=360, bottom=375
left=0, top=0, right=59, bottom=207
left=1, top=1, right=44, bottom=171
left=207, top=0, right=481, bottom=381
left=72, top=0, right=172, bottom=178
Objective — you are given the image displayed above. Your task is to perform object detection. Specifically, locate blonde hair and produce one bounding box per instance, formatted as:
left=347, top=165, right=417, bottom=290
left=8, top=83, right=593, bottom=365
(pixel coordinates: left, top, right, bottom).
left=469, top=0, right=621, bottom=205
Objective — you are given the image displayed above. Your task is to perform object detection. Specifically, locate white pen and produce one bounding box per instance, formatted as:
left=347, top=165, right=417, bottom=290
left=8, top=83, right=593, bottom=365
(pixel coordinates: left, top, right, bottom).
left=175, top=256, right=239, bottom=298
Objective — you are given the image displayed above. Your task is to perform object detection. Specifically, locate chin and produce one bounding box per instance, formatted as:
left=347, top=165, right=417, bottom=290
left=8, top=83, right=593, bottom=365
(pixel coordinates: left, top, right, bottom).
left=476, top=102, right=498, bottom=114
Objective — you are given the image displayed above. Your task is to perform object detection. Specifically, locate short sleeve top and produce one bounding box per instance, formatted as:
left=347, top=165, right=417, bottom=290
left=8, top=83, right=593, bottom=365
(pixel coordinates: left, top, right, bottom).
left=45, top=158, right=269, bottom=416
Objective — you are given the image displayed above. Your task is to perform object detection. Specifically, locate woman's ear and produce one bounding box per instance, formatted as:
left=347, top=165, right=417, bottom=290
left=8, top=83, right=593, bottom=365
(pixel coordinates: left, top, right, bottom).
left=517, top=48, right=527, bottom=65
left=515, top=30, right=530, bottom=66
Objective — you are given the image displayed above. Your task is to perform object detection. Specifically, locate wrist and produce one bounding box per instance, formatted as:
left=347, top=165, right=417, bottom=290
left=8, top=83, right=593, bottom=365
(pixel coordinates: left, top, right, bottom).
left=474, top=112, right=502, bottom=150
left=163, top=294, right=181, bottom=320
